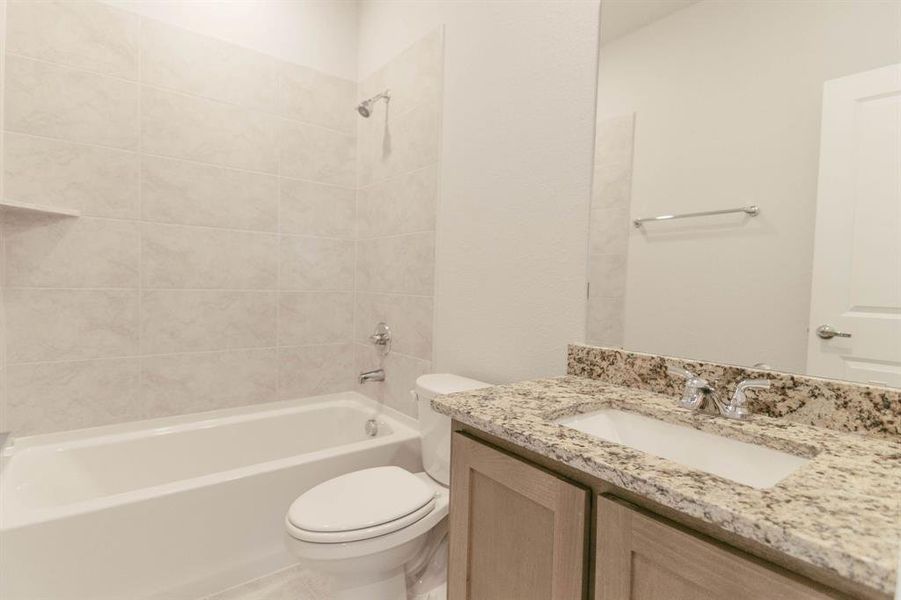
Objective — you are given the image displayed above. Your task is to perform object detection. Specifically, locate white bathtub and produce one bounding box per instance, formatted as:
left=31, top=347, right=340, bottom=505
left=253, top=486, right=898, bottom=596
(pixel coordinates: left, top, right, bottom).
left=0, top=392, right=422, bottom=600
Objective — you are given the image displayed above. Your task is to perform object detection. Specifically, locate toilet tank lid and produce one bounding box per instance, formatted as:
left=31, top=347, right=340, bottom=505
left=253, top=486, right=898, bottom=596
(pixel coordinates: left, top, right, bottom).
left=415, top=374, right=491, bottom=397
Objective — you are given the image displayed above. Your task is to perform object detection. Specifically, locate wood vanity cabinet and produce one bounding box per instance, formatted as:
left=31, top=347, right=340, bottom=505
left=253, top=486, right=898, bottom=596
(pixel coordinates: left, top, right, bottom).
left=449, top=432, right=849, bottom=600
left=595, top=496, right=837, bottom=600
left=448, top=432, right=591, bottom=599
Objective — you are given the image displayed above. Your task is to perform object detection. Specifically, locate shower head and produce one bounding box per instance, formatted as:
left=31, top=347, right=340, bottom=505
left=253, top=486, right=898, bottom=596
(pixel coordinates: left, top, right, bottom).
left=356, top=90, right=390, bottom=118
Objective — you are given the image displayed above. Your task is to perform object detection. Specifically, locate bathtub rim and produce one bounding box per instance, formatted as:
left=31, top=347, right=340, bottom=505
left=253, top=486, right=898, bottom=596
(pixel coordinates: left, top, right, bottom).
left=1, top=392, right=420, bottom=530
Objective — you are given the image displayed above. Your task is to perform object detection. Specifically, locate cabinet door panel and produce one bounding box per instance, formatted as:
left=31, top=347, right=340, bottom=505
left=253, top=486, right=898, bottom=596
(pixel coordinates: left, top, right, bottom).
left=448, top=432, right=589, bottom=600
left=595, top=495, right=839, bottom=600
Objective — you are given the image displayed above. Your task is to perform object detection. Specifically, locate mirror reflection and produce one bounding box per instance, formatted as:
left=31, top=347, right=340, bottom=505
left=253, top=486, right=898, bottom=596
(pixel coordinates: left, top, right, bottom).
left=587, top=0, right=901, bottom=387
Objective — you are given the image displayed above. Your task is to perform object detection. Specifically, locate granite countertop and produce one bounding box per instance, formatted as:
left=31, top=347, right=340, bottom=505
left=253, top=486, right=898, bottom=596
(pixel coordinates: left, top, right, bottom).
left=432, top=376, right=901, bottom=596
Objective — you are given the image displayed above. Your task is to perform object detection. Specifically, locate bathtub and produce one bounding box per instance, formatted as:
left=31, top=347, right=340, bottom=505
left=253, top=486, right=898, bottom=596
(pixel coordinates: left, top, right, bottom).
left=0, top=392, right=422, bottom=600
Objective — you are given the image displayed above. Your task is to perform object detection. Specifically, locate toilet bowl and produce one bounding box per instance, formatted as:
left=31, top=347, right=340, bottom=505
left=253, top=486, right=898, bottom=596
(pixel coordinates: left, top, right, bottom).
left=284, top=374, right=489, bottom=600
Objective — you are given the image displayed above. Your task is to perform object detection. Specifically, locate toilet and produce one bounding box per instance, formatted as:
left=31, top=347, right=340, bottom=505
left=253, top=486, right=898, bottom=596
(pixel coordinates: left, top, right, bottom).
left=284, top=374, right=490, bottom=600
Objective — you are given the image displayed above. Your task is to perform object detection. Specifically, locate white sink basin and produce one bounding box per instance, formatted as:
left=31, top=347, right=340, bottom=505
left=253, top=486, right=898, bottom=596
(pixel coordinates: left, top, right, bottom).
left=556, top=409, right=810, bottom=489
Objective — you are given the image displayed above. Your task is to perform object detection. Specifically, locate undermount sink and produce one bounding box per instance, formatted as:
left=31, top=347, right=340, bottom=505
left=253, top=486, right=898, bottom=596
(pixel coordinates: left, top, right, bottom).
left=556, top=409, right=810, bottom=489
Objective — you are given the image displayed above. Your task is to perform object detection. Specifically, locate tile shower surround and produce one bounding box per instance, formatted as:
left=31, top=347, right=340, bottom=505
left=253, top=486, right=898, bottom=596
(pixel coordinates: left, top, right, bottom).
left=0, top=1, right=443, bottom=434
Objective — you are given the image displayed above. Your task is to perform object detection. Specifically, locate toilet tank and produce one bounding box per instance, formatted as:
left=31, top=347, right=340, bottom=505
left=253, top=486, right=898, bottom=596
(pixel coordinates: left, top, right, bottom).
left=414, top=374, right=490, bottom=486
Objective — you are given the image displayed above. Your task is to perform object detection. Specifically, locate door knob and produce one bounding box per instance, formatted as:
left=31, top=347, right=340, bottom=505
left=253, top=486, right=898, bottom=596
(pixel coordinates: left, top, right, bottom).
left=816, top=324, right=852, bottom=340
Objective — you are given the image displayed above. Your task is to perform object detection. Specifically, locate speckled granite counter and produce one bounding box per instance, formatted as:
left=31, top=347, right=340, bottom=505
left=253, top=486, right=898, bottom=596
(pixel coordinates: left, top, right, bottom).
left=432, top=376, right=901, bottom=596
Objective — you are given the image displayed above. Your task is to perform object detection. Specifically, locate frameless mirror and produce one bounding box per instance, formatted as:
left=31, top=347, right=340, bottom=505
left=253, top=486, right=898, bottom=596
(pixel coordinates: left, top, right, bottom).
left=587, top=0, right=901, bottom=387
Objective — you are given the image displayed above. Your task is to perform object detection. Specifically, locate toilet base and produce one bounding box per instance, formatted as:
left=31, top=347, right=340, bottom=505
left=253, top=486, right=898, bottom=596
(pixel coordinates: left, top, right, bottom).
left=334, top=567, right=406, bottom=600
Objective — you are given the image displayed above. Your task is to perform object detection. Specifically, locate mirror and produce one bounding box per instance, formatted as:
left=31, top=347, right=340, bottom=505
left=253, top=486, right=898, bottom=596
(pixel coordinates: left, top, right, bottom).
left=587, top=0, right=901, bottom=387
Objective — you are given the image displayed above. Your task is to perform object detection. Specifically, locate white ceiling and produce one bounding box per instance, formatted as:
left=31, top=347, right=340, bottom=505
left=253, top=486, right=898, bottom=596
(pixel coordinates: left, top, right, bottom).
left=600, top=0, right=699, bottom=45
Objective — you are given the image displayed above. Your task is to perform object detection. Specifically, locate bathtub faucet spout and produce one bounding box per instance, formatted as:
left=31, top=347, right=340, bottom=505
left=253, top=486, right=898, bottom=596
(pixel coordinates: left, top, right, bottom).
left=359, top=369, right=385, bottom=384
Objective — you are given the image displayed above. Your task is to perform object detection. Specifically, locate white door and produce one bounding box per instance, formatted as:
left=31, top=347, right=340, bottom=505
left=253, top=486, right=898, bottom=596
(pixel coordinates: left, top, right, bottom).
left=807, top=63, right=901, bottom=387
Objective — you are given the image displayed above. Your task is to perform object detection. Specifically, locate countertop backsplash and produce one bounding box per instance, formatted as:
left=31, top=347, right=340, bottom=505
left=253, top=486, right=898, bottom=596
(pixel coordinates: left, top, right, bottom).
left=568, top=344, right=901, bottom=438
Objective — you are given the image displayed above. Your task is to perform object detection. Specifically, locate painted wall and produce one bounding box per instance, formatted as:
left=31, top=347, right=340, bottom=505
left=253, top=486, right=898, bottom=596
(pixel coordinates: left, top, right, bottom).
left=104, top=0, right=358, bottom=80
left=1, top=1, right=358, bottom=434
left=357, top=0, right=600, bottom=384
left=596, top=0, right=901, bottom=372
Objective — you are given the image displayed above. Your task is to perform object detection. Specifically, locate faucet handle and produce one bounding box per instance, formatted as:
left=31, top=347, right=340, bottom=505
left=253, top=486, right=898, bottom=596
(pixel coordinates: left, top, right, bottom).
left=722, top=378, right=771, bottom=420
left=667, top=363, right=713, bottom=410
left=732, top=378, right=771, bottom=398
left=667, top=364, right=695, bottom=380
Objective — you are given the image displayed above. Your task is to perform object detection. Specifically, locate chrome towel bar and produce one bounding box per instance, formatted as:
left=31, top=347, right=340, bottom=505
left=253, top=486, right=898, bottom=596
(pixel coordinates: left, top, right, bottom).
left=633, top=205, right=759, bottom=228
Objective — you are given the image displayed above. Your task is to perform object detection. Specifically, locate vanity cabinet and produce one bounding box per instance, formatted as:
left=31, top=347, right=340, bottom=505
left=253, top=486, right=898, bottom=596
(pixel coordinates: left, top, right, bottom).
left=449, top=432, right=852, bottom=600
left=448, top=432, right=590, bottom=599
left=595, top=496, right=836, bottom=600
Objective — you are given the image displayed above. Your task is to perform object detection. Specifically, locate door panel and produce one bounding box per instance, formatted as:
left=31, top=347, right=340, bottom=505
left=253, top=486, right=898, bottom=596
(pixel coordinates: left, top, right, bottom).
left=807, top=63, right=901, bottom=386
left=595, top=495, right=838, bottom=600
left=448, top=432, right=589, bottom=600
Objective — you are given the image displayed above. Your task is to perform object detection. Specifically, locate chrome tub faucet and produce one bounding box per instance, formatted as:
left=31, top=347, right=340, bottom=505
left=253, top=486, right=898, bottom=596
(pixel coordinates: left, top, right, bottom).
left=359, top=369, right=385, bottom=384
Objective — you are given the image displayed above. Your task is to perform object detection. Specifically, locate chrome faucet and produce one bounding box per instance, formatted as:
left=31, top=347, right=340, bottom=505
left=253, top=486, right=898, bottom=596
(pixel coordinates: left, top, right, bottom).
left=359, top=369, right=385, bottom=384
left=667, top=365, right=770, bottom=420
left=724, top=379, right=772, bottom=420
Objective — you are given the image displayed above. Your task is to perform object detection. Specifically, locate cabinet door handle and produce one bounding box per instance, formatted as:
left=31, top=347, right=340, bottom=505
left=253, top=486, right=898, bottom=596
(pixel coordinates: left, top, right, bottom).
left=816, top=324, right=852, bottom=340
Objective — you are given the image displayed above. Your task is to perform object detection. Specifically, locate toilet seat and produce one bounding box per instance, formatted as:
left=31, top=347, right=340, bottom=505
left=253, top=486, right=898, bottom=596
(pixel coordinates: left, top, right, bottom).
left=286, top=467, right=437, bottom=544
left=285, top=472, right=449, bottom=563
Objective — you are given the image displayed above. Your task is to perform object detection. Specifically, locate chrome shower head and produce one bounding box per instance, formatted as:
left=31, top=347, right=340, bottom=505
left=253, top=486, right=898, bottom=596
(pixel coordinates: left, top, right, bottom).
left=356, top=90, right=390, bottom=118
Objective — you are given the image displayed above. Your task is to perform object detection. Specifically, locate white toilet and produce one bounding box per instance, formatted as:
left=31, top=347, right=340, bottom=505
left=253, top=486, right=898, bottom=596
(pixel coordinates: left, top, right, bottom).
left=284, top=374, right=490, bottom=600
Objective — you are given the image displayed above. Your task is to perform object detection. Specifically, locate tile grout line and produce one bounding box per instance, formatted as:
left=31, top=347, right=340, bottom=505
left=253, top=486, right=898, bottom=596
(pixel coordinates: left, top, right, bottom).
left=4, top=129, right=367, bottom=192
left=7, top=342, right=374, bottom=368
left=276, top=108, right=282, bottom=401
left=137, top=16, right=144, bottom=401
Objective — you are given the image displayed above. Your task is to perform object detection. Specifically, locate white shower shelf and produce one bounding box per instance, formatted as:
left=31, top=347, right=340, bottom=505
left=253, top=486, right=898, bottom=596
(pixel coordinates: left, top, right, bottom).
left=0, top=200, right=81, bottom=218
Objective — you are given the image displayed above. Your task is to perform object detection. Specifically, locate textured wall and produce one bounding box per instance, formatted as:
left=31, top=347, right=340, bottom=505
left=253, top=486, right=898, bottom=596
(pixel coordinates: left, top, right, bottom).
left=0, top=1, right=358, bottom=434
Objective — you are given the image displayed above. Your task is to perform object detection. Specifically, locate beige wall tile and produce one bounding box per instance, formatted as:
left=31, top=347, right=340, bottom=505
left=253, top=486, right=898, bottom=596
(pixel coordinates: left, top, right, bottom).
left=357, top=104, right=440, bottom=187
left=591, top=161, right=632, bottom=210
left=3, top=358, right=141, bottom=435
left=353, top=342, right=430, bottom=418
left=2, top=215, right=140, bottom=288
left=589, top=208, right=630, bottom=255
left=588, top=253, right=627, bottom=298
left=279, top=120, right=355, bottom=187
left=594, top=113, right=635, bottom=167
left=586, top=295, right=625, bottom=348
left=142, top=223, right=278, bottom=289
left=6, top=0, right=139, bottom=79
left=356, top=164, right=437, bottom=238
left=4, top=132, right=140, bottom=218
left=354, top=292, right=433, bottom=360
left=141, top=290, right=277, bottom=354
left=142, top=155, right=278, bottom=231
left=4, top=55, right=139, bottom=149
left=142, top=86, right=279, bottom=174
left=279, top=344, right=354, bottom=400
left=278, top=62, right=356, bottom=134
left=141, top=348, right=278, bottom=415
left=356, top=233, right=435, bottom=295
left=279, top=236, right=354, bottom=291
left=0, top=368, right=6, bottom=431
left=359, top=29, right=443, bottom=118
left=141, top=19, right=279, bottom=112
left=5, top=289, right=139, bottom=363
left=279, top=179, right=355, bottom=238
left=279, top=292, right=353, bottom=346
